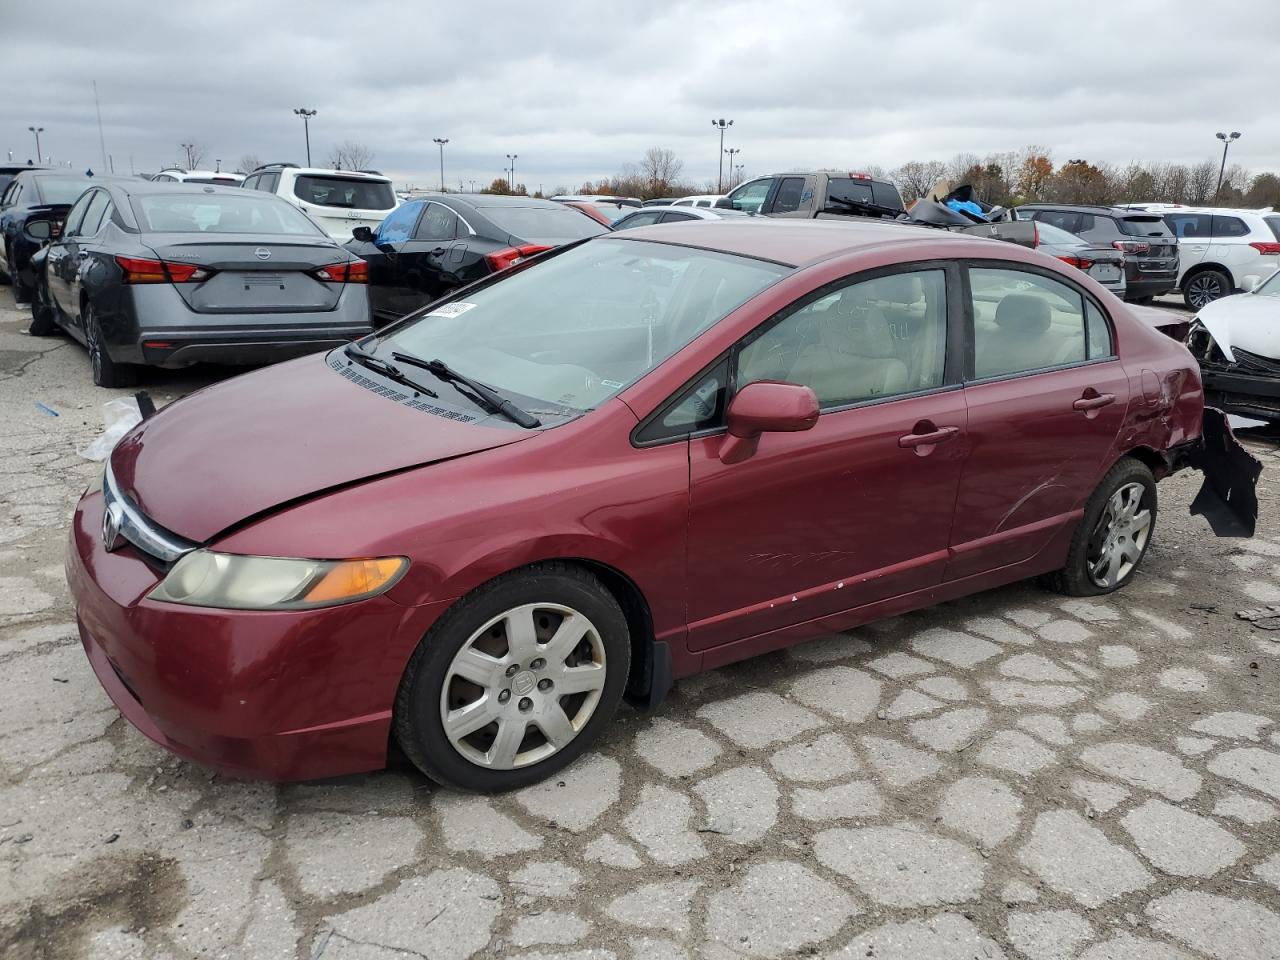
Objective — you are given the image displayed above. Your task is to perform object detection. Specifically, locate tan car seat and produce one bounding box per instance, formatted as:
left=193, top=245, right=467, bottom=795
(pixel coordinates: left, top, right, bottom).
left=976, top=294, right=1062, bottom=378
left=786, top=291, right=909, bottom=404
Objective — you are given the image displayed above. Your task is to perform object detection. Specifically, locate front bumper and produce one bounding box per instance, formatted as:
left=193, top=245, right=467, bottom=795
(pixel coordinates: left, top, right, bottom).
left=66, top=491, right=446, bottom=781
left=1201, top=367, right=1280, bottom=421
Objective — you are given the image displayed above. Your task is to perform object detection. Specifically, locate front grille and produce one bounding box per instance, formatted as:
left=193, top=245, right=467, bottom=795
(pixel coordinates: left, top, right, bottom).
left=1230, top=347, right=1280, bottom=377
left=327, top=353, right=477, bottom=422
left=102, top=465, right=199, bottom=564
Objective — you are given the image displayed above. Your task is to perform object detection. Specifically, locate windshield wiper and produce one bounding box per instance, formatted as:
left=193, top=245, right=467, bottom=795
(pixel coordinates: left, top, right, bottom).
left=343, top=342, right=438, bottom=398
left=824, top=195, right=903, bottom=219
left=390, top=352, right=541, bottom=428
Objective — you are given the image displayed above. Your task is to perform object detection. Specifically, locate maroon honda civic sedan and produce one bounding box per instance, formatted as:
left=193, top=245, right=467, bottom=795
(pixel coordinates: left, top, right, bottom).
left=68, top=219, right=1220, bottom=791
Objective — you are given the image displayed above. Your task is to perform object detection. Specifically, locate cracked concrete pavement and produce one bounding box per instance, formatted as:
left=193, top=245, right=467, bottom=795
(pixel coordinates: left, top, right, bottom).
left=0, top=287, right=1278, bottom=959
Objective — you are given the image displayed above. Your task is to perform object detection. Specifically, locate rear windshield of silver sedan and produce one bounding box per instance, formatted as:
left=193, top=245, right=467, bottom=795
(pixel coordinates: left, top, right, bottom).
left=293, top=175, right=395, bottom=210
left=132, top=194, right=324, bottom=235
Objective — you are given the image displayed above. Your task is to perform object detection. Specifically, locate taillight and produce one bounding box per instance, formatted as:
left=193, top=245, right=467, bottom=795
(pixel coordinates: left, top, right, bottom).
left=1057, top=256, right=1095, bottom=270
left=484, top=244, right=553, bottom=272
left=115, top=255, right=210, bottom=283
left=311, top=259, right=368, bottom=283
left=1113, top=240, right=1150, bottom=254
left=1249, top=242, right=1280, bottom=256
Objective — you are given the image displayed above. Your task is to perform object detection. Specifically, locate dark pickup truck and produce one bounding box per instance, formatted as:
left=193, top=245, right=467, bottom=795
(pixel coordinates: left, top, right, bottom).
left=716, top=171, right=905, bottom=220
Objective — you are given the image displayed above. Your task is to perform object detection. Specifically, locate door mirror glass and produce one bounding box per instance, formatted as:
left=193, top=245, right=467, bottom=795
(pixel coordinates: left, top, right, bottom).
left=25, top=219, right=52, bottom=240
left=719, top=381, right=818, bottom=463
left=714, top=197, right=733, bottom=209
left=351, top=225, right=374, bottom=243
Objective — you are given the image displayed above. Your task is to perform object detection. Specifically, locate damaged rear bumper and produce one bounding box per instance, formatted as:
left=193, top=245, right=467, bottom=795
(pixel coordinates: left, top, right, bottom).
left=1185, top=407, right=1262, bottom=537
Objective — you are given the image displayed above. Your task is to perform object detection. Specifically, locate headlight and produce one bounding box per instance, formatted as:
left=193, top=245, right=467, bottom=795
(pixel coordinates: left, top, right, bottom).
left=148, top=551, right=408, bottom=610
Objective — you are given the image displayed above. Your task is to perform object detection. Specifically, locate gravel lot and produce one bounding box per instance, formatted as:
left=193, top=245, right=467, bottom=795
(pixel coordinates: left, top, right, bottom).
left=1, top=287, right=1278, bottom=960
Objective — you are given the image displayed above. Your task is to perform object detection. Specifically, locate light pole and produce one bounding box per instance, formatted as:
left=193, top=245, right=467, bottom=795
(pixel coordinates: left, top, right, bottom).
left=712, top=118, right=733, bottom=192
left=1215, top=131, right=1241, bottom=200
left=28, top=126, right=43, bottom=164
left=293, top=108, right=317, bottom=166
left=433, top=138, right=449, bottom=192
left=506, top=154, right=518, bottom=193
left=724, top=147, right=740, bottom=187
left=180, top=143, right=194, bottom=168
left=735, top=163, right=744, bottom=185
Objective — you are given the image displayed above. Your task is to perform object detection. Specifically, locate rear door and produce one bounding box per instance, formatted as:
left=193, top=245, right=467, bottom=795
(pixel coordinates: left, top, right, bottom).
left=66, top=190, right=114, bottom=322
left=947, top=264, right=1129, bottom=580
left=765, top=175, right=810, bottom=217
left=388, top=201, right=465, bottom=311
left=1164, top=212, right=1212, bottom=279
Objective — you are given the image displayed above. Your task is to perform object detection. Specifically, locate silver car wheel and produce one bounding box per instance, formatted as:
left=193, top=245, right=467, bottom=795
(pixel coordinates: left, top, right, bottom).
left=1187, top=274, right=1224, bottom=309
left=1087, top=482, right=1152, bottom=589
left=439, top=602, right=607, bottom=770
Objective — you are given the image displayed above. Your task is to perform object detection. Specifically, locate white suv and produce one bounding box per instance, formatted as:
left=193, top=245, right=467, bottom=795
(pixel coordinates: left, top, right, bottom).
left=1159, top=206, right=1280, bottom=309
left=241, top=164, right=398, bottom=240
left=152, top=168, right=245, bottom=186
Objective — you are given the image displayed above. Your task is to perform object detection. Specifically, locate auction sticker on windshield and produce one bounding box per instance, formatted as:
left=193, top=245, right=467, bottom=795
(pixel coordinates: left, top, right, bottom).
left=426, top=302, right=478, bottom=318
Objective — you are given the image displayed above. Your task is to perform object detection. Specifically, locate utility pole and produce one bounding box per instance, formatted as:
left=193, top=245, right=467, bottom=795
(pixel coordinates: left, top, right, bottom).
left=724, top=147, right=740, bottom=187
left=293, top=108, right=317, bottom=166
left=433, top=138, right=449, bottom=191
left=28, top=126, right=43, bottom=164
left=1215, top=131, right=1241, bottom=200
left=180, top=143, right=194, bottom=168
left=93, top=80, right=107, bottom=171
left=507, top=154, right=518, bottom=193
left=712, top=118, right=733, bottom=193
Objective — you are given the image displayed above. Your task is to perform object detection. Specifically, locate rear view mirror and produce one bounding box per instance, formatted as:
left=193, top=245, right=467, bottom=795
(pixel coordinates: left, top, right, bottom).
left=719, top=381, right=819, bottom=464
left=351, top=226, right=374, bottom=243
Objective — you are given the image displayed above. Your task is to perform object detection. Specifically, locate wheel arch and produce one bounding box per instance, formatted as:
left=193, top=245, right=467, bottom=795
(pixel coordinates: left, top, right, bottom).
left=1120, top=445, right=1170, bottom=481
left=1182, top=261, right=1235, bottom=291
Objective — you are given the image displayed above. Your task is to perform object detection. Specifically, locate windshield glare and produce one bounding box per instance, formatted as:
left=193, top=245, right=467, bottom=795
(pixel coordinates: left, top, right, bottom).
left=379, top=238, right=788, bottom=415
left=1256, top=272, right=1280, bottom=298
left=37, top=176, right=96, bottom=205
left=133, top=194, right=323, bottom=235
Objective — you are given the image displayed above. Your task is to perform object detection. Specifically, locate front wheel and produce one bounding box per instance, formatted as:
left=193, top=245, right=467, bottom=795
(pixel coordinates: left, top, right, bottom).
left=85, top=304, right=137, bottom=388
left=28, top=275, right=60, bottom=336
left=1044, top=458, right=1156, bottom=596
left=393, top=563, right=630, bottom=792
left=1183, top=269, right=1231, bottom=310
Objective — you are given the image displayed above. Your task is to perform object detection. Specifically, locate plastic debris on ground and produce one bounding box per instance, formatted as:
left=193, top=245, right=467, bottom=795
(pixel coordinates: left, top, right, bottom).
left=78, top=397, right=144, bottom=462
left=34, top=401, right=58, bottom=417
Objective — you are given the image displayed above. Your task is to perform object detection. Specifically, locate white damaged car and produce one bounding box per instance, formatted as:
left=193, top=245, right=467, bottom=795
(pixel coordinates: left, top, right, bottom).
left=1187, top=270, right=1280, bottom=421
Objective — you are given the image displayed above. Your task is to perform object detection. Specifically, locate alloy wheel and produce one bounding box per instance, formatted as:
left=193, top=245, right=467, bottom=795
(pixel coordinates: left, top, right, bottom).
left=85, top=308, right=103, bottom=383
left=439, top=602, right=607, bottom=769
left=1187, top=274, right=1224, bottom=309
left=1086, top=482, right=1152, bottom=589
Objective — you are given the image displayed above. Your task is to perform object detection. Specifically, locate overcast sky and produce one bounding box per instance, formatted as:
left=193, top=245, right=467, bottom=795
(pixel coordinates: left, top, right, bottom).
left=3, top=1, right=1278, bottom=192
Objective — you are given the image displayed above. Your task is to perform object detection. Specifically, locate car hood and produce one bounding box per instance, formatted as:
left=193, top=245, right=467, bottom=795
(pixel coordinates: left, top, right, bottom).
left=109, top=353, right=528, bottom=542
left=1197, top=293, right=1280, bottom=363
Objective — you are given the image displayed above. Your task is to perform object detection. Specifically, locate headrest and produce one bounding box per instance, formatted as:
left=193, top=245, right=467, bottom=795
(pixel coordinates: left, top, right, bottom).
left=823, top=305, right=898, bottom=360
left=995, top=294, right=1052, bottom=336
left=875, top=274, right=921, bottom=305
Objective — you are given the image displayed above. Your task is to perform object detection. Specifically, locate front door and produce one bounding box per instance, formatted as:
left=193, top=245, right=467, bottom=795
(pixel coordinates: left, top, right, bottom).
left=946, top=264, right=1130, bottom=580
left=46, top=190, right=96, bottom=314
left=684, top=265, right=967, bottom=650
left=395, top=201, right=464, bottom=312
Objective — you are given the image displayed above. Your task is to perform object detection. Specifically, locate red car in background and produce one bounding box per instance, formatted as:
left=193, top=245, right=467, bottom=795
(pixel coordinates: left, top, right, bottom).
left=67, top=219, right=1253, bottom=791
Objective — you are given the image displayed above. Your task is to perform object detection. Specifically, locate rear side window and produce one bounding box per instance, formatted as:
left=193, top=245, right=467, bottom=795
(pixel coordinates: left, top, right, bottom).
left=1086, top=301, right=1113, bottom=359
left=1267, top=216, right=1280, bottom=241
left=659, top=211, right=697, bottom=223
left=414, top=203, right=459, bottom=241
left=376, top=201, right=422, bottom=244
left=79, top=191, right=112, bottom=236
left=1031, top=210, right=1082, bottom=233
left=614, top=210, right=664, bottom=230
left=771, top=176, right=806, bottom=214
left=292, top=175, right=395, bottom=210
left=478, top=204, right=608, bottom=241
left=1211, top=216, right=1249, bottom=238
left=825, top=178, right=874, bottom=209
left=969, top=267, right=1090, bottom=379
left=1120, top=216, right=1174, bottom=238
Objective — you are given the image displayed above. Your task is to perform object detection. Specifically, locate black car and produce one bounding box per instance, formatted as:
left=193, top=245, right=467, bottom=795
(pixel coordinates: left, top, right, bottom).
left=0, top=169, right=102, bottom=303
left=346, top=194, right=608, bottom=325
left=30, top=180, right=371, bottom=387
left=1013, top=204, right=1179, bottom=303
left=0, top=163, right=43, bottom=194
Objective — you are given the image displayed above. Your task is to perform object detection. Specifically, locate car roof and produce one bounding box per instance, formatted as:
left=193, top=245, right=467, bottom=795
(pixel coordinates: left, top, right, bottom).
left=283, top=167, right=391, bottom=182
left=101, top=180, right=258, bottom=197
left=1018, top=203, right=1155, bottom=217
left=1158, top=205, right=1272, bottom=217
left=449, top=194, right=569, bottom=210
left=614, top=218, right=976, bottom=268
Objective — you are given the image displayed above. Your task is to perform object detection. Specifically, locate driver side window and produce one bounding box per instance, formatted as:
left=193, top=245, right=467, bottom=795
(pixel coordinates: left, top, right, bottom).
left=735, top=269, right=948, bottom=409
left=61, top=192, right=95, bottom=238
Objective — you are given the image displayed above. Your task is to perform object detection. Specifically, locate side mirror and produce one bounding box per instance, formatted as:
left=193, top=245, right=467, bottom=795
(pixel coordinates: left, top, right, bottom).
left=351, top=225, right=374, bottom=243
left=1241, top=275, right=1261, bottom=294
left=714, top=197, right=734, bottom=210
left=719, top=381, right=819, bottom=464
left=25, top=220, right=52, bottom=241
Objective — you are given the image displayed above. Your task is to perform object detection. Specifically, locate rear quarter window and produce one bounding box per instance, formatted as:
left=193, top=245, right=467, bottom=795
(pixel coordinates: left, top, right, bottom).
left=1121, top=216, right=1175, bottom=238
left=1211, top=216, right=1249, bottom=238
left=1267, top=216, right=1280, bottom=241
left=292, top=175, right=395, bottom=210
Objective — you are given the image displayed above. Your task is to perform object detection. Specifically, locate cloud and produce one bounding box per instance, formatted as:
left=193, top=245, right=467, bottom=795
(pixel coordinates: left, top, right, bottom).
left=2, top=0, right=1277, bottom=189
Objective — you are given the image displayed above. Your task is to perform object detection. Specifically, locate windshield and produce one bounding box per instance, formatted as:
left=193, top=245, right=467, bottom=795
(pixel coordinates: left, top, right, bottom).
left=1034, top=222, right=1086, bottom=247
left=479, top=203, right=610, bottom=239
left=133, top=193, right=324, bottom=235
left=1256, top=271, right=1280, bottom=298
left=293, top=174, right=395, bottom=210
left=376, top=238, right=788, bottom=416
left=36, top=176, right=96, bottom=205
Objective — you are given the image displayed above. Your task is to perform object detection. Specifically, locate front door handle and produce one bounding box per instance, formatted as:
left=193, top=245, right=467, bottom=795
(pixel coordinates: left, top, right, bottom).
left=1073, top=393, right=1116, bottom=414
left=898, top=424, right=960, bottom=449
left=429, top=247, right=447, bottom=257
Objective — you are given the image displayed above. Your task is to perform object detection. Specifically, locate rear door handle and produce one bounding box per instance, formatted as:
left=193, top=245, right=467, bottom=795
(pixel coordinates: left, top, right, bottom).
left=1073, top=393, right=1116, bottom=412
left=898, top=425, right=960, bottom=448
left=429, top=247, right=447, bottom=256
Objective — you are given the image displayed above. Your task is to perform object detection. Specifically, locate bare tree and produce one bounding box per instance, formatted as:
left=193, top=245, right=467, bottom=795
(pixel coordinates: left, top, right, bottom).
left=237, top=154, right=262, bottom=174
left=329, top=141, right=375, bottom=171
left=1187, top=161, right=1217, bottom=205
left=892, top=160, right=946, bottom=203
left=638, top=147, right=685, bottom=197
left=179, top=141, right=208, bottom=168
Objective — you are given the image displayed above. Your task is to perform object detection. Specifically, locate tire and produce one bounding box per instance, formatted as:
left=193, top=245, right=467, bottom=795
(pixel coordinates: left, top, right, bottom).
left=1043, top=457, right=1157, bottom=597
left=1183, top=269, right=1231, bottom=311
left=393, top=562, right=630, bottom=792
left=1129, top=295, right=1154, bottom=306
left=84, top=304, right=137, bottom=388
left=27, top=275, right=59, bottom=336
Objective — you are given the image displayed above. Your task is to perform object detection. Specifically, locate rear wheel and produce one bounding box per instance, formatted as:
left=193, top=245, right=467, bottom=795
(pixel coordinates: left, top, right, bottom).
left=85, top=304, right=137, bottom=388
left=1183, top=269, right=1231, bottom=310
left=1044, top=458, right=1156, bottom=596
left=393, top=563, right=630, bottom=792
left=27, top=274, right=59, bottom=336
left=1130, top=295, right=1154, bottom=306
